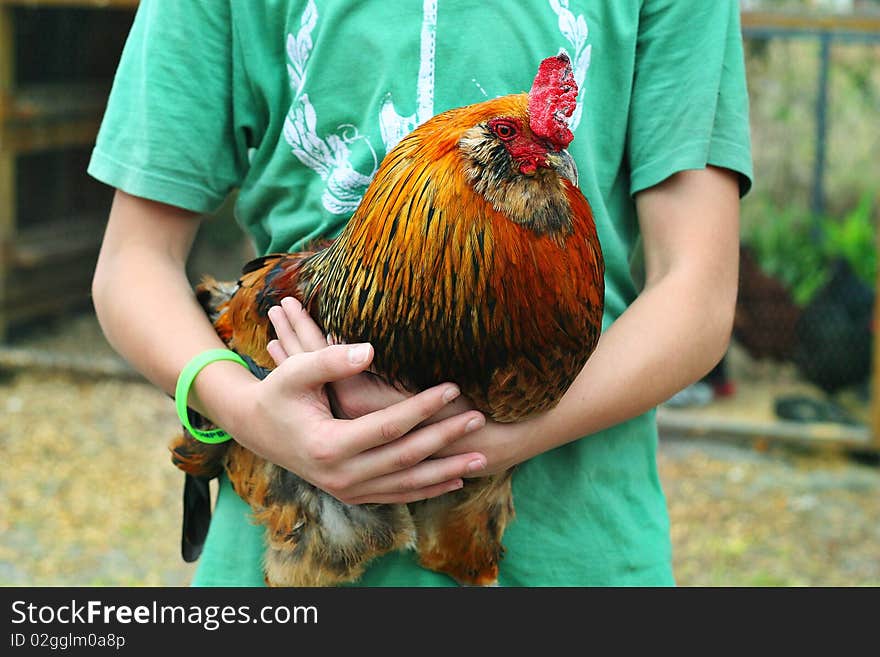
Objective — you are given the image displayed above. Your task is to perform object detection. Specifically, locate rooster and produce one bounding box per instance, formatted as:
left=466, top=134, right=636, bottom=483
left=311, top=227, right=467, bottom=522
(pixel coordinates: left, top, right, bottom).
left=793, top=259, right=874, bottom=394
left=171, top=53, right=604, bottom=586
left=733, top=246, right=802, bottom=362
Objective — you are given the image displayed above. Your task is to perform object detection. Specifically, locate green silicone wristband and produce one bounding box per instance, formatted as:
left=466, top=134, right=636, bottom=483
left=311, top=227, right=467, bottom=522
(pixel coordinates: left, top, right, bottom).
left=175, top=349, right=249, bottom=444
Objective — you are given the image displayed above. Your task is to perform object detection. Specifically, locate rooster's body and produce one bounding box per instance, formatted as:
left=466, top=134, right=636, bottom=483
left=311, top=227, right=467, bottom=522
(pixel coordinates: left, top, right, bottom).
left=171, top=53, right=604, bottom=586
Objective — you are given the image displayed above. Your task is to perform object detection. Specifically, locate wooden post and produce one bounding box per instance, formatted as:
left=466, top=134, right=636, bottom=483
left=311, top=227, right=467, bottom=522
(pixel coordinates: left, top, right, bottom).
left=811, top=32, right=830, bottom=218
left=873, top=202, right=880, bottom=448
left=0, top=5, right=15, bottom=342
left=740, top=11, right=880, bottom=34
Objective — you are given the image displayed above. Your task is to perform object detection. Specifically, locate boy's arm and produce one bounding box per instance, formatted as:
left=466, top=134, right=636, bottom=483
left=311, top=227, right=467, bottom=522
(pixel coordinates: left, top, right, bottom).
left=92, top=191, right=242, bottom=410
left=92, top=190, right=488, bottom=504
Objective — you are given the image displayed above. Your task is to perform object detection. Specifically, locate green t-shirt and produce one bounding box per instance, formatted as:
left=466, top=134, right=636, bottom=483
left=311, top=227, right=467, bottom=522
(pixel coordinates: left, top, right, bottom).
left=89, top=0, right=752, bottom=586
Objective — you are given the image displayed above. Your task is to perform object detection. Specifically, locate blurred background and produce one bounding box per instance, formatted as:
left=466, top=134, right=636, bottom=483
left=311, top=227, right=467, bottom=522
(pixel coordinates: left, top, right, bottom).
left=0, top=0, right=878, bottom=586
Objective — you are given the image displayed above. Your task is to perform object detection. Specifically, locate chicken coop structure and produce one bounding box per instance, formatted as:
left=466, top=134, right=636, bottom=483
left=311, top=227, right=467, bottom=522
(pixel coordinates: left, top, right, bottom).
left=0, top=0, right=137, bottom=339
left=658, top=10, right=880, bottom=452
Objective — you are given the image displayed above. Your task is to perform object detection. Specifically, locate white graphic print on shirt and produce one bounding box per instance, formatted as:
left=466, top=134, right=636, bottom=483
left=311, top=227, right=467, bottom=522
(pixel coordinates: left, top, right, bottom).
left=282, top=0, right=590, bottom=215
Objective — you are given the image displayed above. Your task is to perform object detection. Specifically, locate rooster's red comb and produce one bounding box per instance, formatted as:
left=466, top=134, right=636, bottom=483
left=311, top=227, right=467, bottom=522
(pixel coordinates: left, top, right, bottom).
left=528, top=51, right=578, bottom=150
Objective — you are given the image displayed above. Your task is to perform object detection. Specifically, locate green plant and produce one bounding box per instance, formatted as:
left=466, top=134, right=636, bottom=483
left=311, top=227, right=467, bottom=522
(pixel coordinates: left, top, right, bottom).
left=742, top=191, right=877, bottom=306
left=822, top=190, right=877, bottom=287
left=742, top=198, right=828, bottom=305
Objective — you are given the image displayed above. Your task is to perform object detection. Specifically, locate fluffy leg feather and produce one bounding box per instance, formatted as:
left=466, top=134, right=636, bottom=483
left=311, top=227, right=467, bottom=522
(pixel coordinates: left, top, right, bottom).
left=225, top=443, right=415, bottom=587
left=410, top=471, right=514, bottom=586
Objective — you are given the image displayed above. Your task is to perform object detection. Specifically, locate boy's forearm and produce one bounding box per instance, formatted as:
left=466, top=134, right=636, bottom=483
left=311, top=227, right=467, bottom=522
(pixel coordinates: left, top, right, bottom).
left=93, top=247, right=256, bottom=421
left=91, top=191, right=256, bottom=428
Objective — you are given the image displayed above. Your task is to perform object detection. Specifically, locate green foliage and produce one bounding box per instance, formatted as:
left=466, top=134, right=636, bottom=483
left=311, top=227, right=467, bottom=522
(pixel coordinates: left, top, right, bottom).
left=822, top=191, right=877, bottom=287
left=743, top=199, right=828, bottom=305
left=742, top=192, right=877, bottom=306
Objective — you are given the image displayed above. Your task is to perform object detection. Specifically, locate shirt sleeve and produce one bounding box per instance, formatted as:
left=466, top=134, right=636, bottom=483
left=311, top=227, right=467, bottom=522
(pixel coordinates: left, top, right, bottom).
left=627, top=0, right=753, bottom=197
left=87, top=0, right=247, bottom=214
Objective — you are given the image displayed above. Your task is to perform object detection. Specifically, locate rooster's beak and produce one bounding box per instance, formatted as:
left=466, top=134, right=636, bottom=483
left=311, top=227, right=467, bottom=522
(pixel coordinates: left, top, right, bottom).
left=546, top=150, right=579, bottom=188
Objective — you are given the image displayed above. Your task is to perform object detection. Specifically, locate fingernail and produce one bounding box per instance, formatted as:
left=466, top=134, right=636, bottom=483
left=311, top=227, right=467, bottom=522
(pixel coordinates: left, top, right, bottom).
left=449, top=479, right=464, bottom=491
left=442, top=385, right=460, bottom=403
left=347, top=343, right=371, bottom=365
left=467, top=458, right=486, bottom=473
left=465, top=416, right=485, bottom=433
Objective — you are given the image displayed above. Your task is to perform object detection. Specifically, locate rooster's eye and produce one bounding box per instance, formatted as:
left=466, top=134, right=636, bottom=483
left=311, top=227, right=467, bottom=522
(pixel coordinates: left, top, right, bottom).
left=491, top=121, right=517, bottom=140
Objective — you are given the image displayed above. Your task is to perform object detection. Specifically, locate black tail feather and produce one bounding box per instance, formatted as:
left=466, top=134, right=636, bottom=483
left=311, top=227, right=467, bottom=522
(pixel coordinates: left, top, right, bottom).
left=181, top=474, right=213, bottom=563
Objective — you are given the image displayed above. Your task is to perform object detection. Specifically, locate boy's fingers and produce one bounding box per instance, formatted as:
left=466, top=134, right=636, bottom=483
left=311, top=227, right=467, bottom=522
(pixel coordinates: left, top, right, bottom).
left=266, top=339, right=288, bottom=367
left=354, top=409, right=485, bottom=481
left=331, top=373, right=410, bottom=418
left=283, top=343, right=375, bottom=388
left=340, top=382, right=461, bottom=454
left=281, top=297, right=327, bottom=352
left=347, top=449, right=483, bottom=501
left=419, top=394, right=478, bottom=426
left=268, top=305, right=303, bottom=356
left=345, top=479, right=465, bottom=505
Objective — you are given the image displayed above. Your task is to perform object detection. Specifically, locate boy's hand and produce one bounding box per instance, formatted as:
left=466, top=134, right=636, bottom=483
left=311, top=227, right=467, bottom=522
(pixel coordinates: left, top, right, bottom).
left=224, top=297, right=486, bottom=506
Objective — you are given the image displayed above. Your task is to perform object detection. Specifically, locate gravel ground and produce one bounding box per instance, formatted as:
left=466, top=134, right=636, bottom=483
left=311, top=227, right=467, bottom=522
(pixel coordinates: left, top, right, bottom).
left=2, top=314, right=879, bottom=586
left=660, top=438, right=880, bottom=586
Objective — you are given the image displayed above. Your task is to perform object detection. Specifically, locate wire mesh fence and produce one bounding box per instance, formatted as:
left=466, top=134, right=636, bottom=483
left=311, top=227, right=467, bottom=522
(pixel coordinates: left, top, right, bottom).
left=660, top=9, right=879, bottom=449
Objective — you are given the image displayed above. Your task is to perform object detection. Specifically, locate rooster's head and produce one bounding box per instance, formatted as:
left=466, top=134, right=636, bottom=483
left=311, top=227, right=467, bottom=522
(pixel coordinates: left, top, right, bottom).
left=456, top=51, right=582, bottom=234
